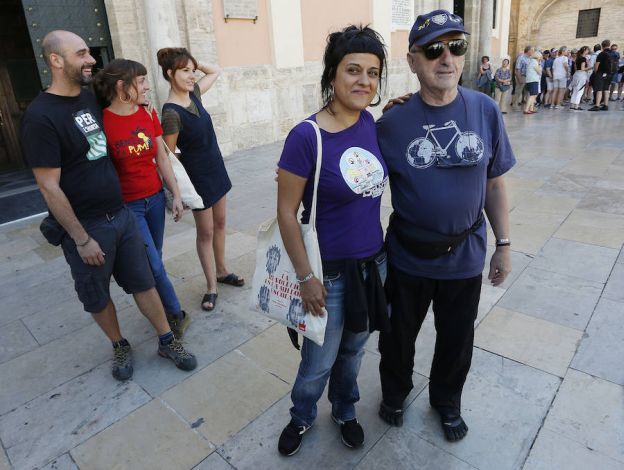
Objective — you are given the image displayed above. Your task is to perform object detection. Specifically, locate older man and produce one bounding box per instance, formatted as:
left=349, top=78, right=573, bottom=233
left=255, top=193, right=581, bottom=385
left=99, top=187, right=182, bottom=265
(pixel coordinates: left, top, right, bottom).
left=376, top=10, right=515, bottom=441
left=512, top=45, right=534, bottom=107
left=21, top=30, right=196, bottom=380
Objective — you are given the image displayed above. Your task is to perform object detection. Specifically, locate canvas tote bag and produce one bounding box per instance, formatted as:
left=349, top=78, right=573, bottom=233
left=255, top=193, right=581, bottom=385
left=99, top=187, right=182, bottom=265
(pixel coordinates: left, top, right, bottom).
left=146, top=109, right=204, bottom=210
left=250, top=120, right=327, bottom=346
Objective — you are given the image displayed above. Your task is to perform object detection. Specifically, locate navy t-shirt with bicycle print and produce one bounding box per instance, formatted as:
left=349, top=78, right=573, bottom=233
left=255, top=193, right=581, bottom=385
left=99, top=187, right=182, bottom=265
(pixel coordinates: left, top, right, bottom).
left=376, top=87, right=516, bottom=279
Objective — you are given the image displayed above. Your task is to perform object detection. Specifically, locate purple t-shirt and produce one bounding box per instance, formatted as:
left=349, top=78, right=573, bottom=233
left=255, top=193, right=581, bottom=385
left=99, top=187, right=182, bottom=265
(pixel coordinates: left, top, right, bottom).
left=278, top=111, right=388, bottom=261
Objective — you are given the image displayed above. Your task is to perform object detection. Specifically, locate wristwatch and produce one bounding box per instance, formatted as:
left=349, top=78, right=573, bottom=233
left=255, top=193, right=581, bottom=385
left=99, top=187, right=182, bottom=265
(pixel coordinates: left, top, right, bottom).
left=496, top=238, right=511, bottom=247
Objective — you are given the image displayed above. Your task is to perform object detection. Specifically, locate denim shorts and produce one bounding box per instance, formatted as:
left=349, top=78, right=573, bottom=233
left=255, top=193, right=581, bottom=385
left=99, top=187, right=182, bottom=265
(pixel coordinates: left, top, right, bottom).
left=61, top=206, right=155, bottom=313
left=526, top=82, right=539, bottom=96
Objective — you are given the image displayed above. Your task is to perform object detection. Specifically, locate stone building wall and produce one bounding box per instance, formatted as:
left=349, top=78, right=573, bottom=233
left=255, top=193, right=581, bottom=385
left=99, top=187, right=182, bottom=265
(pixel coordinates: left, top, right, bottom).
left=104, top=0, right=418, bottom=157
left=510, top=0, right=624, bottom=59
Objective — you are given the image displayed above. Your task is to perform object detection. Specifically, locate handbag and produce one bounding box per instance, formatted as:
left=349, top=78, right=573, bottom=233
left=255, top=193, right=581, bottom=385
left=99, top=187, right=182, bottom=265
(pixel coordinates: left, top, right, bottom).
left=250, top=120, right=327, bottom=346
left=160, top=141, right=204, bottom=211
left=39, top=215, right=66, bottom=246
left=145, top=109, right=204, bottom=210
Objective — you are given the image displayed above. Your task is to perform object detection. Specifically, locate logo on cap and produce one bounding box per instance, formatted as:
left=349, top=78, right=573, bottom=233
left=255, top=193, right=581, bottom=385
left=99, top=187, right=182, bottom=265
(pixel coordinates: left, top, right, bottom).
left=431, top=13, right=448, bottom=25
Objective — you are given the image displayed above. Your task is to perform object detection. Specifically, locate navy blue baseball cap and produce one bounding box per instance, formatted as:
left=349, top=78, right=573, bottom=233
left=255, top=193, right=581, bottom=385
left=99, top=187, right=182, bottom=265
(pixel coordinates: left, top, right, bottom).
left=408, top=10, right=470, bottom=49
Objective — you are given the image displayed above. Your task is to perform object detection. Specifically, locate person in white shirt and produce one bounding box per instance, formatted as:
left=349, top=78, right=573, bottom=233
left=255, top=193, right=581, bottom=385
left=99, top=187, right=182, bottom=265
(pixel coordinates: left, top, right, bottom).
left=551, top=47, right=569, bottom=108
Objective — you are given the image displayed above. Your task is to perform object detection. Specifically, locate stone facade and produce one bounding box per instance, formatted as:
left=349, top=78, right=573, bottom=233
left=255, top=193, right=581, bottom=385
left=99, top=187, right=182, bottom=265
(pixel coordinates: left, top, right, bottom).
left=510, top=0, right=624, bottom=60
left=104, top=0, right=418, bottom=157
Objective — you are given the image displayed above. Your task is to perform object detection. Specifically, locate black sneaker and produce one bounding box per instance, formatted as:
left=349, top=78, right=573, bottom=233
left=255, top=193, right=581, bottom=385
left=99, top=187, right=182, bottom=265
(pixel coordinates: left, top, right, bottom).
left=332, top=415, right=364, bottom=448
left=278, top=421, right=311, bottom=456
left=588, top=106, right=601, bottom=111
left=112, top=339, right=133, bottom=381
left=600, top=105, right=609, bottom=111
left=158, top=338, right=197, bottom=370
left=167, top=310, right=191, bottom=339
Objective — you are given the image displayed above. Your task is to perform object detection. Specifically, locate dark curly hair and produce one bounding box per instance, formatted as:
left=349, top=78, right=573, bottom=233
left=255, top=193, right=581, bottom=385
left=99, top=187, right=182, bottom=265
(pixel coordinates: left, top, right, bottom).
left=320, top=25, right=387, bottom=111
left=92, top=58, right=147, bottom=109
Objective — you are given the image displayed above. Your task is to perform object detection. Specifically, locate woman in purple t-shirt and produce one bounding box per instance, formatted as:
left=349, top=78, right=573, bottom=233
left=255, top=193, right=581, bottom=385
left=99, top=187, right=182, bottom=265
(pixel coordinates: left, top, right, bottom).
left=276, top=26, right=389, bottom=455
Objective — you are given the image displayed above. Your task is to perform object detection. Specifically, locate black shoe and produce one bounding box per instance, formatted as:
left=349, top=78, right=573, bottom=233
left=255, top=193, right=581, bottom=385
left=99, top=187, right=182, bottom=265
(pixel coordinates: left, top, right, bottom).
left=588, top=106, right=601, bottom=111
left=112, top=339, right=133, bottom=381
left=600, top=105, right=609, bottom=111
left=436, top=409, right=469, bottom=442
left=332, top=415, right=364, bottom=448
left=278, top=421, right=311, bottom=456
left=158, top=337, right=197, bottom=371
left=378, top=401, right=404, bottom=427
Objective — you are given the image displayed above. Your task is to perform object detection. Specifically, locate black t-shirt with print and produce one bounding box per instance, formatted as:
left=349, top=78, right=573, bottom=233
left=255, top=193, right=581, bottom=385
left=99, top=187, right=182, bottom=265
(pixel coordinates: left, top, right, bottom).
left=21, top=89, right=123, bottom=220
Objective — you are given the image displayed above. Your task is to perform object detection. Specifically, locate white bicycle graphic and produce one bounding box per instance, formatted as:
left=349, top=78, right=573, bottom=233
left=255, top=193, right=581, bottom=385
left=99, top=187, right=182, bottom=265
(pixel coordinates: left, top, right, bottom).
left=406, top=120, right=484, bottom=169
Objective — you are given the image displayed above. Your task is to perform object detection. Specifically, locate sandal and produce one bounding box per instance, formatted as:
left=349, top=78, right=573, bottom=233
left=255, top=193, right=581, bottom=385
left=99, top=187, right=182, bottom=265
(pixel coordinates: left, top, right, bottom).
left=201, top=293, right=218, bottom=311
left=217, top=273, right=245, bottom=287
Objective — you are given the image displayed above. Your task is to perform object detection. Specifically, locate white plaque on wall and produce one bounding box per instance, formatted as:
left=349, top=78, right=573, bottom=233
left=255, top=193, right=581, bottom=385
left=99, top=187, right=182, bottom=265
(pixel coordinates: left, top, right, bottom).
left=223, top=0, right=258, bottom=20
left=392, top=0, right=413, bottom=30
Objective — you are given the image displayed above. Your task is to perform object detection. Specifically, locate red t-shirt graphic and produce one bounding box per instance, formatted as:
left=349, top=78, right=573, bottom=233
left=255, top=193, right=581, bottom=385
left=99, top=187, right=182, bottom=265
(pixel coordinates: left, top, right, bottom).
left=102, top=106, right=163, bottom=202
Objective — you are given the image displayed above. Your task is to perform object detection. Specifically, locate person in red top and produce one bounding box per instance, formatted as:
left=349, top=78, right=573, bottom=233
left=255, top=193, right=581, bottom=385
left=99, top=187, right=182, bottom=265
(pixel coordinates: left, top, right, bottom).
left=94, top=58, right=190, bottom=338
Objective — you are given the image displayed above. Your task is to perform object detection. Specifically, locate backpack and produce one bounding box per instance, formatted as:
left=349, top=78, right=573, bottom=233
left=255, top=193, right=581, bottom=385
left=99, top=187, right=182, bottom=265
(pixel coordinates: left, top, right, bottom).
left=608, top=51, right=619, bottom=74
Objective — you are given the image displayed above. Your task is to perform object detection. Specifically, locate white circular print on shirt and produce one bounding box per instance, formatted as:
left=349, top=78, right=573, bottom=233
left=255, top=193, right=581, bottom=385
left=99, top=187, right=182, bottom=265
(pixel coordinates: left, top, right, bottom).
left=339, top=147, right=386, bottom=198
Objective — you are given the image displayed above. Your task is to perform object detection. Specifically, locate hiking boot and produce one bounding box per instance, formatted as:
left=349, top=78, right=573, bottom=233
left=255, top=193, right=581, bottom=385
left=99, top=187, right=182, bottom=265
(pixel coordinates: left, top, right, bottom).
left=158, top=337, right=197, bottom=371
left=112, top=339, right=133, bottom=381
left=332, top=415, right=364, bottom=448
left=167, top=310, right=191, bottom=339
left=278, top=421, right=311, bottom=456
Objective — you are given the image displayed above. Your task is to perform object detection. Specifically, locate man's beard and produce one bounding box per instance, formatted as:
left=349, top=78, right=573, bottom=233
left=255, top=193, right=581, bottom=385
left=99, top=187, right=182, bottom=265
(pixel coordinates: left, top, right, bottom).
left=65, top=65, right=93, bottom=86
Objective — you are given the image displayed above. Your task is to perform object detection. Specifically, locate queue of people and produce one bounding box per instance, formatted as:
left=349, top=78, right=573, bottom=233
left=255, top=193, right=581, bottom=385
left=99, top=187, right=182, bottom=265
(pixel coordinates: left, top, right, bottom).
left=21, top=8, right=515, bottom=456
left=489, top=39, right=623, bottom=114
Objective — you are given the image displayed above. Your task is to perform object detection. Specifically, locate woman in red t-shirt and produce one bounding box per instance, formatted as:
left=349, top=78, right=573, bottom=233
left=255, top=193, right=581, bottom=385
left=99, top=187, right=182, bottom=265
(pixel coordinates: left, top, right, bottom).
left=94, top=59, right=190, bottom=338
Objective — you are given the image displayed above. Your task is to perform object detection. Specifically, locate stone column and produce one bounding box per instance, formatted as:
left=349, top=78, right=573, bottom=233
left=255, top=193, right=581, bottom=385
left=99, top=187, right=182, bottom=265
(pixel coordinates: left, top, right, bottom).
left=478, top=0, right=493, bottom=58
left=142, top=0, right=181, bottom=105
left=438, top=0, right=454, bottom=12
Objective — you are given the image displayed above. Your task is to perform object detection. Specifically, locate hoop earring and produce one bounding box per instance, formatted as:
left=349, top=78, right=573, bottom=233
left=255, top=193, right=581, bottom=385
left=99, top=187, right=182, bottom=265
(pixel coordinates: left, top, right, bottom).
left=118, top=93, right=131, bottom=104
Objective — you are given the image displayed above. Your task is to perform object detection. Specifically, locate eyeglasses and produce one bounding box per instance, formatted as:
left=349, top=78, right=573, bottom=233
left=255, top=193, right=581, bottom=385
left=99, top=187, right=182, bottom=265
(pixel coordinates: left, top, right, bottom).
left=413, top=39, right=469, bottom=60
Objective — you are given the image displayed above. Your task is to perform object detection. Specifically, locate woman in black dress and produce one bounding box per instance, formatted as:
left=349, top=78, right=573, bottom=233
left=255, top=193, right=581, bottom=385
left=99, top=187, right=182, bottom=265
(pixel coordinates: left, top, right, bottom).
left=158, top=48, right=244, bottom=312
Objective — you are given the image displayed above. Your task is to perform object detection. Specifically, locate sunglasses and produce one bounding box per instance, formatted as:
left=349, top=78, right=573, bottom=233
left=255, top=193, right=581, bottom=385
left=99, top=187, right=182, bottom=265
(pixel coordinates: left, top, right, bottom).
left=413, top=39, right=469, bottom=60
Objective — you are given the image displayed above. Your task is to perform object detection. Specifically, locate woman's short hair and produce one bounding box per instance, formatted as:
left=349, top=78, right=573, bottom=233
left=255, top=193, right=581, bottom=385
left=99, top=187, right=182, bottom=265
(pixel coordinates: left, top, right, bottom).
left=481, top=55, right=490, bottom=62
left=320, top=25, right=387, bottom=110
left=93, top=58, right=147, bottom=108
left=156, top=47, right=198, bottom=82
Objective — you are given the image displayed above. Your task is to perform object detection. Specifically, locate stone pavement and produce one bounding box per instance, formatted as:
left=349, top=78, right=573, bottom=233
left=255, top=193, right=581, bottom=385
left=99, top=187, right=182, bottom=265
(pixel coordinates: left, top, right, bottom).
left=1, top=105, right=624, bottom=470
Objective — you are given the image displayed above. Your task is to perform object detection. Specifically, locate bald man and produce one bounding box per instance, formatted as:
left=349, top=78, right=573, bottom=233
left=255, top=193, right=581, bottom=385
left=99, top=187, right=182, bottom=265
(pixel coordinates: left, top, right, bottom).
left=21, top=31, right=197, bottom=380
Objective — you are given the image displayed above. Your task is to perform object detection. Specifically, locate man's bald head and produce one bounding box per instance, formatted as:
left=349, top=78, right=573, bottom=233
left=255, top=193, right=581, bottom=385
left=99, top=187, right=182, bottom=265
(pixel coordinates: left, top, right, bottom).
left=42, top=30, right=83, bottom=66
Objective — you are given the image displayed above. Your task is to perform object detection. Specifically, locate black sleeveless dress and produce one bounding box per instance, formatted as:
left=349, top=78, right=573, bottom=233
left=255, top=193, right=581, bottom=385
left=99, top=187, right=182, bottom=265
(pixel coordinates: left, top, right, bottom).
left=162, top=92, right=232, bottom=209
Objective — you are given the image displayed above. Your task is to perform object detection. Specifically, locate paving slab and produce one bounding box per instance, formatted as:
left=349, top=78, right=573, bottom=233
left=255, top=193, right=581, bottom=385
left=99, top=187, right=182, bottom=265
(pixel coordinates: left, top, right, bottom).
left=0, top=306, right=156, bottom=416
left=401, top=348, right=560, bottom=470
left=571, top=298, right=624, bottom=385
left=193, top=452, right=235, bottom=470
left=530, top=238, right=618, bottom=283
left=130, top=295, right=273, bottom=397
left=602, top=261, right=624, bottom=303
left=554, top=208, right=624, bottom=249
left=161, top=349, right=291, bottom=445
left=537, top=173, right=598, bottom=199
left=71, top=399, right=213, bottom=470
left=543, top=369, right=624, bottom=464
left=475, top=306, right=582, bottom=377
left=39, top=453, right=79, bottom=470
left=0, top=319, right=38, bottom=365
left=578, top=188, right=624, bottom=216
left=357, top=430, right=477, bottom=470
left=0, top=448, right=9, bottom=470
left=523, top=428, right=623, bottom=470
left=498, top=267, right=603, bottom=330
left=217, top=352, right=428, bottom=470
left=236, top=324, right=301, bottom=384
left=0, top=250, right=45, bottom=279
left=0, top=362, right=150, bottom=470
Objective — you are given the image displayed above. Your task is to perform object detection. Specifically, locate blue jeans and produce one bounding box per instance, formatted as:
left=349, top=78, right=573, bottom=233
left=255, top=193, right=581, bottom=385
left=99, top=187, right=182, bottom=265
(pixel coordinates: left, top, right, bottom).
left=126, top=191, right=182, bottom=316
left=290, top=254, right=387, bottom=427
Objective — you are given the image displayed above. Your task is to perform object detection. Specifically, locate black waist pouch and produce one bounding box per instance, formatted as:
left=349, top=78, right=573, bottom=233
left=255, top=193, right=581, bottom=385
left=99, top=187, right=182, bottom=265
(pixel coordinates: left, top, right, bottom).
left=39, top=216, right=66, bottom=246
left=388, top=212, right=484, bottom=259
